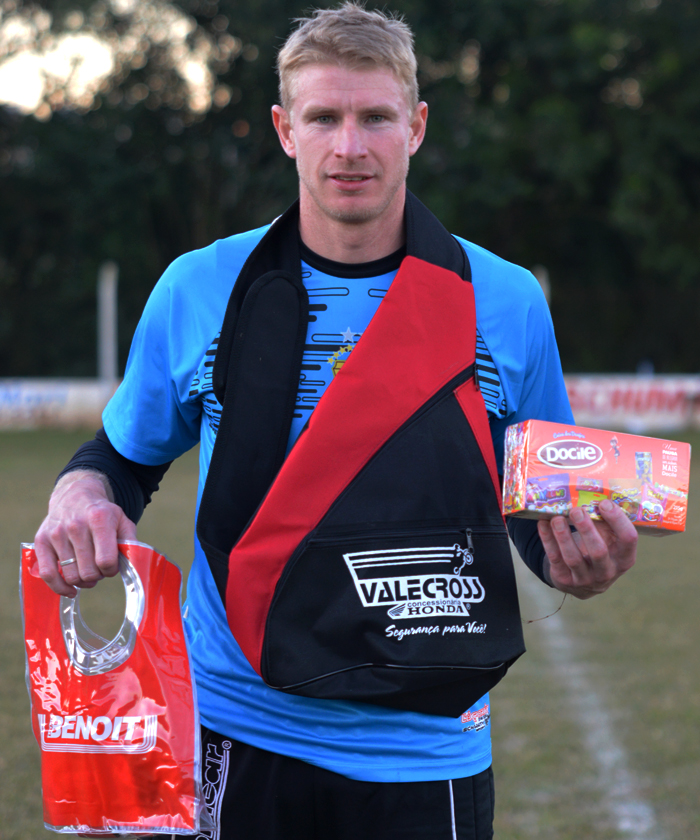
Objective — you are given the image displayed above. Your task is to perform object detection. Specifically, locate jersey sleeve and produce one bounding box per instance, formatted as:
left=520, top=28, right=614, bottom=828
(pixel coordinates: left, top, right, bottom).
left=460, top=239, right=574, bottom=473
left=488, top=286, right=574, bottom=471
left=103, top=250, right=214, bottom=465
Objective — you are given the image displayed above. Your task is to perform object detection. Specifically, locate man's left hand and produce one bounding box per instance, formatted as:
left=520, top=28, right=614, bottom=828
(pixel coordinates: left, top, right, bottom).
left=537, top=499, right=638, bottom=599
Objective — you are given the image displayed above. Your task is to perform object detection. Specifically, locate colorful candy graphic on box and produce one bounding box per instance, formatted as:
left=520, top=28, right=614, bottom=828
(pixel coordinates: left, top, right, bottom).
left=525, top=474, right=571, bottom=515
left=502, top=420, right=690, bottom=535
left=635, top=451, right=653, bottom=484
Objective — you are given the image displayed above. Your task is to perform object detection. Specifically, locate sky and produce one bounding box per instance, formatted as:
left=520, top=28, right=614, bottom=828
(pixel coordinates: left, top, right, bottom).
left=0, top=0, right=227, bottom=119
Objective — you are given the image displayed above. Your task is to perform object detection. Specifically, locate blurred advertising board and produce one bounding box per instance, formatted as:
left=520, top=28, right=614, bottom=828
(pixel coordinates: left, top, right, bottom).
left=565, top=375, right=700, bottom=434
left=2, top=376, right=700, bottom=433
left=0, top=380, right=118, bottom=429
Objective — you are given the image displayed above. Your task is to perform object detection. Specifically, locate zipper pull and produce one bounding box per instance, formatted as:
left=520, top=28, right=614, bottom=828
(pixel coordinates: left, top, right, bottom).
left=464, top=529, right=474, bottom=565
left=453, top=531, right=475, bottom=575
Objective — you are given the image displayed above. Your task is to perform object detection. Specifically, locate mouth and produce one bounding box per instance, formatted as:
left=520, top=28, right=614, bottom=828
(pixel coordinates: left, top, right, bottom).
left=329, top=173, right=373, bottom=191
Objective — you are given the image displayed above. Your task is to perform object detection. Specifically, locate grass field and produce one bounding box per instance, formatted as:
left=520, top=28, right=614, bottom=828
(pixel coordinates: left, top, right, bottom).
left=1, top=429, right=698, bottom=839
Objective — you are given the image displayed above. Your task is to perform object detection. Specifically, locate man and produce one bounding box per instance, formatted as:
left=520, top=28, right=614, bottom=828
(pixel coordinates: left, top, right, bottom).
left=34, top=5, right=637, bottom=838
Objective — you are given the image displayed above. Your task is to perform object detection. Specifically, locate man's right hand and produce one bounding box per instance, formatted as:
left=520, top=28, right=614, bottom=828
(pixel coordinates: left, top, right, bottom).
left=34, top=470, right=137, bottom=597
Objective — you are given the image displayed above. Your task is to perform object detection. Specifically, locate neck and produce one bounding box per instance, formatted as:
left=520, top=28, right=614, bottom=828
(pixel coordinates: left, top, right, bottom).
left=297, top=187, right=406, bottom=264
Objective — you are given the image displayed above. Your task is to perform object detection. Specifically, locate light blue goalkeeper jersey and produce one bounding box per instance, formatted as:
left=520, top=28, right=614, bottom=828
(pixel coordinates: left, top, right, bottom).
left=103, top=225, right=573, bottom=782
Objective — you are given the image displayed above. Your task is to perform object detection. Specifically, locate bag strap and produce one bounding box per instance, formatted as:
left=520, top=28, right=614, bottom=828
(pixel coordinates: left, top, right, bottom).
left=197, top=193, right=471, bottom=600
left=197, top=268, right=308, bottom=599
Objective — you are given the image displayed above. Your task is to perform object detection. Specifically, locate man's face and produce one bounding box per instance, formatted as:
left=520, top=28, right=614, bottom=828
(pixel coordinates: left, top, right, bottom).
left=272, top=64, right=427, bottom=228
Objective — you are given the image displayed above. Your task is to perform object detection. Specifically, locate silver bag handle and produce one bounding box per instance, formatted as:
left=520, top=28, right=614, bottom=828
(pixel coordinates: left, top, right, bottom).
left=59, top=552, right=145, bottom=675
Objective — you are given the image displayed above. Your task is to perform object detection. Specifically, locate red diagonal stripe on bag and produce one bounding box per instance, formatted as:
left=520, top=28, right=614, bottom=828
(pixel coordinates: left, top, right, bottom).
left=454, top=378, right=504, bottom=519
left=225, top=255, right=476, bottom=673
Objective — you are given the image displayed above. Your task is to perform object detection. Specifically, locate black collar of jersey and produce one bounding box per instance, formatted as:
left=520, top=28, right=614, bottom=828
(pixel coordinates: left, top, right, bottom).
left=299, top=239, right=406, bottom=279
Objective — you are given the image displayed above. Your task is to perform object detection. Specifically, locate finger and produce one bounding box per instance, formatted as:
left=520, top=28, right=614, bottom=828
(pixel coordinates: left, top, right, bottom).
left=60, top=557, right=100, bottom=591
left=117, top=512, right=138, bottom=543
left=87, top=506, right=126, bottom=578
left=537, top=517, right=562, bottom=563
left=49, top=524, right=87, bottom=587
left=65, top=513, right=104, bottom=585
left=34, top=531, right=78, bottom=598
left=568, top=507, right=615, bottom=582
left=596, top=499, right=638, bottom=570
left=544, top=514, right=593, bottom=583
left=537, top=516, right=577, bottom=587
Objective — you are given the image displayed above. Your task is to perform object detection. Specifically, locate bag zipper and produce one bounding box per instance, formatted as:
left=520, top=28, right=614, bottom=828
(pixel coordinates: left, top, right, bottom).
left=276, top=524, right=507, bottom=599
left=302, top=523, right=497, bottom=548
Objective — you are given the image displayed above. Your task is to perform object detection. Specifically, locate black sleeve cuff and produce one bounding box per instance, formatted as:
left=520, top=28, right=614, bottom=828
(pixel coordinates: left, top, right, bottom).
left=507, top=516, right=552, bottom=586
left=56, top=428, right=172, bottom=524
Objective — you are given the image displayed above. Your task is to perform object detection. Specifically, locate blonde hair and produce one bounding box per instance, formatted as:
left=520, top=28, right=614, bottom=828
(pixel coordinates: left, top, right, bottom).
left=277, top=2, right=419, bottom=114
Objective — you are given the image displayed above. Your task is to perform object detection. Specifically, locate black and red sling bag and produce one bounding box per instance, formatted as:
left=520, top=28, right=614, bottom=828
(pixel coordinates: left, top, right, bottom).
left=197, top=192, right=525, bottom=717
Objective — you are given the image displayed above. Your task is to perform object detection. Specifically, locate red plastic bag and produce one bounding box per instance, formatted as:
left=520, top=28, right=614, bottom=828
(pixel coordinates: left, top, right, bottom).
left=21, top=541, right=205, bottom=835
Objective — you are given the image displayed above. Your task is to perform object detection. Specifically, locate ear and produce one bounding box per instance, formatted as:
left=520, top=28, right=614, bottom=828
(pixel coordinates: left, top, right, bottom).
left=408, top=101, right=428, bottom=157
left=272, top=105, right=297, bottom=159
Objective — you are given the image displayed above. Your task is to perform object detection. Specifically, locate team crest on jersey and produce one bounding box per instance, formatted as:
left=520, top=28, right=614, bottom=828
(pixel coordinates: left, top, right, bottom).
left=343, top=545, right=484, bottom=620
left=326, top=327, right=360, bottom=376
left=38, top=713, right=158, bottom=754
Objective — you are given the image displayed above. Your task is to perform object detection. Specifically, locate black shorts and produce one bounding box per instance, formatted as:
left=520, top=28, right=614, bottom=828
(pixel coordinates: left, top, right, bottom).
left=188, top=728, right=494, bottom=840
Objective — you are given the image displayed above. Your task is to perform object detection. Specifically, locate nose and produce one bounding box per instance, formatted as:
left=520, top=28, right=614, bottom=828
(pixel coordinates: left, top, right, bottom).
left=334, top=117, right=367, bottom=160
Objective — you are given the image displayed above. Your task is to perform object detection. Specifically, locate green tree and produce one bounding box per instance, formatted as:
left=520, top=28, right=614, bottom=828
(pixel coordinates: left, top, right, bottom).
left=1, top=0, right=699, bottom=375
